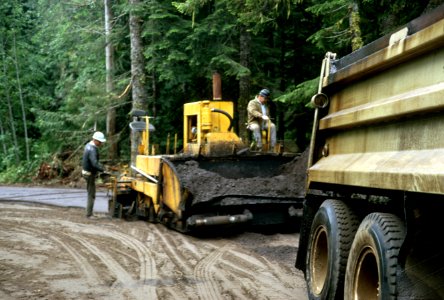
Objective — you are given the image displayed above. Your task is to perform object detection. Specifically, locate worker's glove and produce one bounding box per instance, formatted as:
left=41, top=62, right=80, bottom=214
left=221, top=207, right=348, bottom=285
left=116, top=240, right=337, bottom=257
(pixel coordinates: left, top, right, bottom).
left=81, top=170, right=91, bottom=179
left=99, top=171, right=112, bottom=182
left=262, top=115, right=269, bottom=121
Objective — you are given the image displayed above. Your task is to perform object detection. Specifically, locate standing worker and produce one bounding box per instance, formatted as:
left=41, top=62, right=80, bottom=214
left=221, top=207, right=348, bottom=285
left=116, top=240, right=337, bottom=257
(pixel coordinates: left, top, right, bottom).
left=82, top=131, right=106, bottom=218
left=247, top=88, right=276, bottom=151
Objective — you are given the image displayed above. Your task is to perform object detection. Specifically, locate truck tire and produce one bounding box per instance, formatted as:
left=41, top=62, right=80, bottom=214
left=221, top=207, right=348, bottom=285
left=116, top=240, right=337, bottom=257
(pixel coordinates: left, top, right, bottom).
left=306, top=200, right=359, bottom=300
left=344, top=213, right=406, bottom=300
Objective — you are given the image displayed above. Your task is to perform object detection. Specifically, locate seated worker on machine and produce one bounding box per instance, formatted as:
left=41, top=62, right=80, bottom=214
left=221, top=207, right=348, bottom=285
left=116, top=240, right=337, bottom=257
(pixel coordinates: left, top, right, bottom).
left=247, top=88, right=276, bottom=151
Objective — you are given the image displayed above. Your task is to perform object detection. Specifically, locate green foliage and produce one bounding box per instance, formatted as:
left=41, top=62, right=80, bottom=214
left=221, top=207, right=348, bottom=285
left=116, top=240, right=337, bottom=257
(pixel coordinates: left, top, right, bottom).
left=305, top=0, right=434, bottom=56
left=0, top=0, right=436, bottom=182
left=305, top=0, right=352, bottom=54
left=273, top=78, right=318, bottom=148
left=274, top=77, right=318, bottom=107
left=227, top=0, right=303, bottom=33
left=0, top=159, right=40, bottom=183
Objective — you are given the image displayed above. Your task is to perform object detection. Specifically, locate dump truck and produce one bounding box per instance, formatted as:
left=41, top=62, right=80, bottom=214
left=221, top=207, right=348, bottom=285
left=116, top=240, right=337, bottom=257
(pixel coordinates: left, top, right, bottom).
left=108, top=73, right=304, bottom=233
left=296, top=5, right=444, bottom=300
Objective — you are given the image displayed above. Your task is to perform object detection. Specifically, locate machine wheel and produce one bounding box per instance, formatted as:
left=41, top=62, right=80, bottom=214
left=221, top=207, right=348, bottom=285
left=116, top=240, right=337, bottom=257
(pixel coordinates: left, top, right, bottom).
left=306, top=200, right=360, bottom=300
left=116, top=202, right=123, bottom=219
left=125, top=200, right=137, bottom=220
left=147, top=200, right=157, bottom=223
left=108, top=188, right=129, bottom=219
left=134, top=192, right=157, bottom=222
left=344, top=213, right=406, bottom=300
left=108, top=187, right=119, bottom=218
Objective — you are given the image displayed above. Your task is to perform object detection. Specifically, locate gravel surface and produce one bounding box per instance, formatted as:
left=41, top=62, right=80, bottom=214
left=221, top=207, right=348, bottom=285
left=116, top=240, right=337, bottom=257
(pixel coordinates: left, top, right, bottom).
left=0, top=148, right=310, bottom=299
left=0, top=199, right=308, bottom=300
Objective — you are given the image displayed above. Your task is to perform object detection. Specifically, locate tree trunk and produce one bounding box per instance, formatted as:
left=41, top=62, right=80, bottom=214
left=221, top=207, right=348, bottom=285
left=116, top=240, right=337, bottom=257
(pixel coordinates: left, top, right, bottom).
left=148, top=3, right=157, bottom=119
left=12, top=33, right=29, bottom=162
left=1, top=40, right=19, bottom=162
left=0, top=118, right=6, bottom=155
left=349, top=2, right=363, bottom=51
left=129, top=0, right=147, bottom=164
left=104, top=0, right=117, bottom=160
left=238, top=26, right=251, bottom=144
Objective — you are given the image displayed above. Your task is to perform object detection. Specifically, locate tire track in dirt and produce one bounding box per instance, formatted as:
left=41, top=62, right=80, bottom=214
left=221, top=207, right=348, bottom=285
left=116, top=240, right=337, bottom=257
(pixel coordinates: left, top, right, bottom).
left=97, top=229, right=158, bottom=299
left=148, top=224, right=301, bottom=299
left=43, top=234, right=102, bottom=285
left=49, top=222, right=158, bottom=299
left=1, top=220, right=132, bottom=298
left=0, top=212, right=158, bottom=300
left=193, top=244, right=231, bottom=300
left=226, top=249, right=297, bottom=293
left=148, top=224, right=202, bottom=298
left=135, top=231, right=189, bottom=300
left=75, top=235, right=156, bottom=300
left=150, top=225, right=198, bottom=272
left=0, top=219, right=125, bottom=298
left=61, top=228, right=157, bottom=299
left=150, top=224, right=232, bottom=299
left=230, top=249, right=299, bottom=298
left=12, top=225, right=125, bottom=296
left=38, top=217, right=158, bottom=295
left=0, top=202, right=309, bottom=299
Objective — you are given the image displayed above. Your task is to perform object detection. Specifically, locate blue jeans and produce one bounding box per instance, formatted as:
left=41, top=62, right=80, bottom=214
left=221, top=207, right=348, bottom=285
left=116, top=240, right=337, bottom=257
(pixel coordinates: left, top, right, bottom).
left=248, top=122, right=276, bottom=148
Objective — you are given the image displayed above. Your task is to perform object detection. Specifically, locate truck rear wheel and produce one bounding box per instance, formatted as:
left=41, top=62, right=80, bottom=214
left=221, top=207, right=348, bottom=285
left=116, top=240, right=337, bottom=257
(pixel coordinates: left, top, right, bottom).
left=344, top=213, right=406, bottom=300
left=307, top=200, right=359, bottom=300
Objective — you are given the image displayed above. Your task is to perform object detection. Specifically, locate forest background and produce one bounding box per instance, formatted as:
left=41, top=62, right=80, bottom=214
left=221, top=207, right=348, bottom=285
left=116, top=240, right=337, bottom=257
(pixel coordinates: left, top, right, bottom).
left=0, top=0, right=441, bottom=182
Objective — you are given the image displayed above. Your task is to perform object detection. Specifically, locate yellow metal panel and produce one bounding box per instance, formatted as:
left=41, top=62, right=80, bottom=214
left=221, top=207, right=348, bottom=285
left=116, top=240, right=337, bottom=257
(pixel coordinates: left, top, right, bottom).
left=210, top=101, right=234, bottom=133
left=324, top=47, right=444, bottom=115
left=143, top=181, right=158, bottom=199
left=320, top=82, right=444, bottom=130
left=308, top=149, right=444, bottom=194
left=185, top=143, right=201, bottom=155
left=326, top=18, right=444, bottom=86
left=135, top=155, right=162, bottom=176
left=161, top=160, right=182, bottom=217
left=324, top=112, right=444, bottom=155
left=130, top=180, right=158, bottom=198
left=131, top=179, right=144, bottom=193
left=201, top=101, right=212, bottom=130
left=183, top=100, right=238, bottom=156
left=206, top=132, right=240, bottom=142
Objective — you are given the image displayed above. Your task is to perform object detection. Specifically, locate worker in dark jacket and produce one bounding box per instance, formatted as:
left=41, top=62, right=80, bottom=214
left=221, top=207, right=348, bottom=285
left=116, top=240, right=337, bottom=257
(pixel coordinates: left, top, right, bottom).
left=82, top=131, right=106, bottom=218
left=247, top=88, right=276, bottom=151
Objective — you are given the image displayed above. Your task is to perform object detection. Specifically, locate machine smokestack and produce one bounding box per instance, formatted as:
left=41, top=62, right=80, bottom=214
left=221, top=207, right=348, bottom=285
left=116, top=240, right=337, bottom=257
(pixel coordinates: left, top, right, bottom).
left=212, top=71, right=222, bottom=100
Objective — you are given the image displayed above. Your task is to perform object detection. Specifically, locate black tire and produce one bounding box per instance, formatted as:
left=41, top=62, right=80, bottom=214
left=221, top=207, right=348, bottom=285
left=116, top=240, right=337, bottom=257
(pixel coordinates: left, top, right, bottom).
left=125, top=199, right=137, bottom=220
left=306, top=200, right=360, bottom=300
left=108, top=188, right=118, bottom=218
left=147, top=200, right=157, bottom=223
left=344, top=213, right=406, bottom=300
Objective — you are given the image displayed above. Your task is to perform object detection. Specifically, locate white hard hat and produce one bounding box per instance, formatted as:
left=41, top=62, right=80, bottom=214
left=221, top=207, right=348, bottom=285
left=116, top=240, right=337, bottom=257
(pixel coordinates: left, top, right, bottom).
left=92, top=131, right=106, bottom=143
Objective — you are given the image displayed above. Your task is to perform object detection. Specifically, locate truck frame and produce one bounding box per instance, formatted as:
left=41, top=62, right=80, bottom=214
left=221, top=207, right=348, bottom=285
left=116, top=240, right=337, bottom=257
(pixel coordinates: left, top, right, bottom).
left=296, top=5, right=444, bottom=300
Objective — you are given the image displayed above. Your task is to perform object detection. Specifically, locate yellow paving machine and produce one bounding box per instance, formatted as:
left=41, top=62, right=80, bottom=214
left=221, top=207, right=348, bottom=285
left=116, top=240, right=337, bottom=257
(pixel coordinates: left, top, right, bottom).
left=108, top=76, right=304, bottom=233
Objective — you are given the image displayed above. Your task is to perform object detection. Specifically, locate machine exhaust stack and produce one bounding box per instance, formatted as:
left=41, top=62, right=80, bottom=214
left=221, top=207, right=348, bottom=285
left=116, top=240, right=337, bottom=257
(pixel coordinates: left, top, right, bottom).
left=212, top=71, right=222, bottom=100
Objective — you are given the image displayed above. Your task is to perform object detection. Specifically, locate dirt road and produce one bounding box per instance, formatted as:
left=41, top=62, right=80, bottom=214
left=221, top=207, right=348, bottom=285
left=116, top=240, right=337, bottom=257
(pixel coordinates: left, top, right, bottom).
left=0, top=192, right=308, bottom=299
